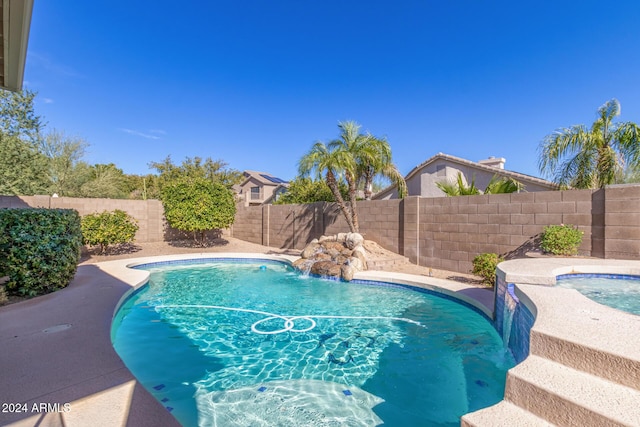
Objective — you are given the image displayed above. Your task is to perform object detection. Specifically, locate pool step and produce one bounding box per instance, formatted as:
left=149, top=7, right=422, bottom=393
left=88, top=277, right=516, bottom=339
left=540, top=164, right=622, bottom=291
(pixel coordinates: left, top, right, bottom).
left=505, top=355, right=640, bottom=427
left=461, top=401, right=552, bottom=427
left=528, top=329, right=640, bottom=392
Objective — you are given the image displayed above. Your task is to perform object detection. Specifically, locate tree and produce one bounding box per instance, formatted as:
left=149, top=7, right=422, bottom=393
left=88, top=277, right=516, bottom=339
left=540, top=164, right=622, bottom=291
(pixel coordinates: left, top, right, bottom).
left=81, top=210, right=139, bottom=254
left=0, top=89, right=44, bottom=145
left=299, top=140, right=357, bottom=232
left=436, top=172, right=480, bottom=196
left=150, top=155, right=243, bottom=190
left=80, top=164, right=128, bottom=198
left=161, top=177, right=236, bottom=246
left=483, top=175, right=524, bottom=194
left=538, top=99, right=640, bottom=189
left=436, top=173, right=523, bottom=196
left=274, top=176, right=348, bottom=204
left=299, top=121, right=406, bottom=233
left=39, top=129, right=90, bottom=196
left=357, top=135, right=407, bottom=200
left=0, top=132, right=48, bottom=195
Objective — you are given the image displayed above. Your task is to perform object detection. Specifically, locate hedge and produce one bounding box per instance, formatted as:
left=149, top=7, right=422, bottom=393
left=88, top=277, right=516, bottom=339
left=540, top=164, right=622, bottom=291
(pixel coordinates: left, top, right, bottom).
left=0, top=208, right=82, bottom=297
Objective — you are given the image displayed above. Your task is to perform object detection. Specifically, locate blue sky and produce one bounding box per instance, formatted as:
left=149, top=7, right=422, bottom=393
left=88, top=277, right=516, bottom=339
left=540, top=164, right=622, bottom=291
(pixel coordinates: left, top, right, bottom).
left=24, top=1, right=640, bottom=182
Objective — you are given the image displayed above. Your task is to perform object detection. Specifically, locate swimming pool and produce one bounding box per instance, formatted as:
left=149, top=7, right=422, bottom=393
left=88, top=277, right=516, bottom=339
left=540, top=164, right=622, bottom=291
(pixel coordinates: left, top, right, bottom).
left=556, top=274, right=640, bottom=316
left=111, top=259, right=515, bottom=426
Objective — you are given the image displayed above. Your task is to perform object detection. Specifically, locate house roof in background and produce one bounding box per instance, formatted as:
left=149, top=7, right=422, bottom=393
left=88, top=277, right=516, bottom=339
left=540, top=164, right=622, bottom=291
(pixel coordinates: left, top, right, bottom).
left=1, top=0, right=34, bottom=92
left=241, top=170, right=289, bottom=186
left=405, top=153, right=558, bottom=188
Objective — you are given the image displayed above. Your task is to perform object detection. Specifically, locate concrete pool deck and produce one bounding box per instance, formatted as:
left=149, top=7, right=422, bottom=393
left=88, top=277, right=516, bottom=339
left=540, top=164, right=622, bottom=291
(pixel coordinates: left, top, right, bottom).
left=0, top=248, right=493, bottom=427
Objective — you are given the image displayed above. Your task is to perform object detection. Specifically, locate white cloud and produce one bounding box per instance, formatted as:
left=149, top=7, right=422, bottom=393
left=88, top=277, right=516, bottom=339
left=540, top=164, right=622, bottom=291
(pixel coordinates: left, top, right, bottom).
left=118, top=128, right=162, bottom=140
left=43, top=98, right=54, bottom=104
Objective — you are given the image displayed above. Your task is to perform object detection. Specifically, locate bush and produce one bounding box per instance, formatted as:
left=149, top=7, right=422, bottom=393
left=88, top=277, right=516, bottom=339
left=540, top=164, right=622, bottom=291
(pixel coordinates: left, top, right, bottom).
left=0, top=208, right=82, bottom=297
left=161, top=177, right=236, bottom=246
left=81, top=210, right=139, bottom=254
left=472, top=253, right=504, bottom=286
left=540, top=224, right=583, bottom=256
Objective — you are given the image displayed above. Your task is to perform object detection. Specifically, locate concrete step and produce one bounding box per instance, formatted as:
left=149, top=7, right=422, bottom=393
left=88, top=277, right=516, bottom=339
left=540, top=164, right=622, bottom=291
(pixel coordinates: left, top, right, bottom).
left=505, top=355, right=640, bottom=427
left=528, top=329, right=640, bottom=392
left=366, top=256, right=409, bottom=271
left=461, top=401, right=553, bottom=427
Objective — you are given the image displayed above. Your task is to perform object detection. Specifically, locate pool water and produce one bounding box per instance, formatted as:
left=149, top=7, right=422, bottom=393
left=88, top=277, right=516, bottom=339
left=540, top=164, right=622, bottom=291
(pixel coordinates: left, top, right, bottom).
left=111, top=260, right=515, bottom=426
left=556, top=274, right=640, bottom=316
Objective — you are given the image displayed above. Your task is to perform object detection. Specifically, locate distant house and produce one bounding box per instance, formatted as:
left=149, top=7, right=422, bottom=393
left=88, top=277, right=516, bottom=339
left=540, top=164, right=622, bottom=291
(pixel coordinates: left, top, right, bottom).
left=374, top=153, right=557, bottom=199
left=234, top=170, right=289, bottom=206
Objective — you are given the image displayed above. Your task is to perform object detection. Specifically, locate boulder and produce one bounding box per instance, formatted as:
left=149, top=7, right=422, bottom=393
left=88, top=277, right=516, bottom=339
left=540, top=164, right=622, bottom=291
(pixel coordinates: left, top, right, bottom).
left=345, top=233, right=364, bottom=250
left=336, top=232, right=348, bottom=243
left=347, top=256, right=364, bottom=272
left=310, top=261, right=342, bottom=277
left=301, top=242, right=320, bottom=259
left=341, top=264, right=356, bottom=281
left=319, top=235, right=337, bottom=243
left=322, top=241, right=346, bottom=252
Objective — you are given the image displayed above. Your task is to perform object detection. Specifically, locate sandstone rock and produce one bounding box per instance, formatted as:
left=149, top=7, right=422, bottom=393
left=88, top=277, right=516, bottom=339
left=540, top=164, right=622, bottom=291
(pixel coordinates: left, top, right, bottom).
left=336, top=232, right=348, bottom=243
left=310, top=261, right=341, bottom=277
left=301, top=242, right=320, bottom=259
left=345, top=233, right=364, bottom=250
left=319, top=235, right=336, bottom=243
left=315, top=253, right=332, bottom=261
left=292, top=258, right=310, bottom=269
left=322, top=241, right=346, bottom=252
left=352, top=247, right=368, bottom=270
left=333, top=255, right=348, bottom=266
left=341, top=264, right=355, bottom=281
left=347, top=256, right=364, bottom=271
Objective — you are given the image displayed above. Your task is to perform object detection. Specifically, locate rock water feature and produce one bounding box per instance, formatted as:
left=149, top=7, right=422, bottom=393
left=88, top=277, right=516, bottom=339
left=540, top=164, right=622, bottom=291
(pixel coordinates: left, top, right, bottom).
left=292, top=233, right=368, bottom=281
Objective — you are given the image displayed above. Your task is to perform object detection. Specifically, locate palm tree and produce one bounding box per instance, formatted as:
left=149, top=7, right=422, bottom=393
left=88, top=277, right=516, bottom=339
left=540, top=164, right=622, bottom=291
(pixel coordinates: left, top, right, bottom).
left=436, top=173, right=480, bottom=196
left=299, top=121, right=407, bottom=233
left=538, top=99, right=640, bottom=189
left=484, top=175, right=524, bottom=194
left=436, top=173, right=523, bottom=196
left=357, top=135, right=407, bottom=200
left=298, top=140, right=358, bottom=232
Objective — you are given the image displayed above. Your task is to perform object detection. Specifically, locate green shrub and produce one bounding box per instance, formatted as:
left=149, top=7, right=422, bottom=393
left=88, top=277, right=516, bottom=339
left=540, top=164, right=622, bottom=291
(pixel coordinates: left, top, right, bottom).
left=161, top=177, right=236, bottom=246
left=540, top=224, right=583, bottom=256
left=472, top=252, right=504, bottom=286
left=81, top=210, right=139, bottom=254
left=0, top=208, right=82, bottom=297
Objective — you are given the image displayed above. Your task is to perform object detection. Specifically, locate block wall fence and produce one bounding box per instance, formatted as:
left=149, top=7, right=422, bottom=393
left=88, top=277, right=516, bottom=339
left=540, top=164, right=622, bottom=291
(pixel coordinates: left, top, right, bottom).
left=2, top=184, right=639, bottom=274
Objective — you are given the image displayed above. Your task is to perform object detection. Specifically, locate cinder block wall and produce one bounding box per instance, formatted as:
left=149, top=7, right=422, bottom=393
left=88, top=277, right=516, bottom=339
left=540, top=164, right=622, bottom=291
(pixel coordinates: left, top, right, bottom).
left=0, top=196, right=165, bottom=243
left=3, top=185, right=640, bottom=272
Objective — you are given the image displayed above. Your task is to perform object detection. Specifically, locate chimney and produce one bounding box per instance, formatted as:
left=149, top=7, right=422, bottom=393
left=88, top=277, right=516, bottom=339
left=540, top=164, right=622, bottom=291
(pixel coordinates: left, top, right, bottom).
left=478, top=156, right=506, bottom=169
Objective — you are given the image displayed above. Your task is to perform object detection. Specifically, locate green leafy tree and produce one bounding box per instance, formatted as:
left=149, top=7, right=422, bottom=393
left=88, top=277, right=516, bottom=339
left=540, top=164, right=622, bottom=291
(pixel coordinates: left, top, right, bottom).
left=0, top=131, right=48, bottom=195
left=274, top=177, right=348, bottom=204
left=538, top=99, right=640, bottom=189
left=81, top=210, right=139, bottom=254
left=150, top=156, right=243, bottom=190
left=0, top=89, right=44, bottom=145
left=161, top=177, right=236, bottom=246
left=80, top=163, right=127, bottom=198
left=39, top=129, right=91, bottom=196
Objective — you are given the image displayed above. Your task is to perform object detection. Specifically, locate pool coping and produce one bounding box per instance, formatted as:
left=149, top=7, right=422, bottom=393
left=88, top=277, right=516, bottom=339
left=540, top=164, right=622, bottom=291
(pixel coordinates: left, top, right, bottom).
left=0, top=252, right=494, bottom=427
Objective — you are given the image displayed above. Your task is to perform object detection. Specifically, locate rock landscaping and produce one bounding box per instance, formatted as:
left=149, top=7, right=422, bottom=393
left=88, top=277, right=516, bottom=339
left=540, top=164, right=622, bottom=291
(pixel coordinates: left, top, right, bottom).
left=292, top=233, right=368, bottom=281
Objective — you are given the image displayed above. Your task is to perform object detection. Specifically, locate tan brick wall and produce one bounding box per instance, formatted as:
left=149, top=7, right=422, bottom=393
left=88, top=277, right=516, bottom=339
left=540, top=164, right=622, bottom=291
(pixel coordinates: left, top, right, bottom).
left=603, top=185, right=640, bottom=260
